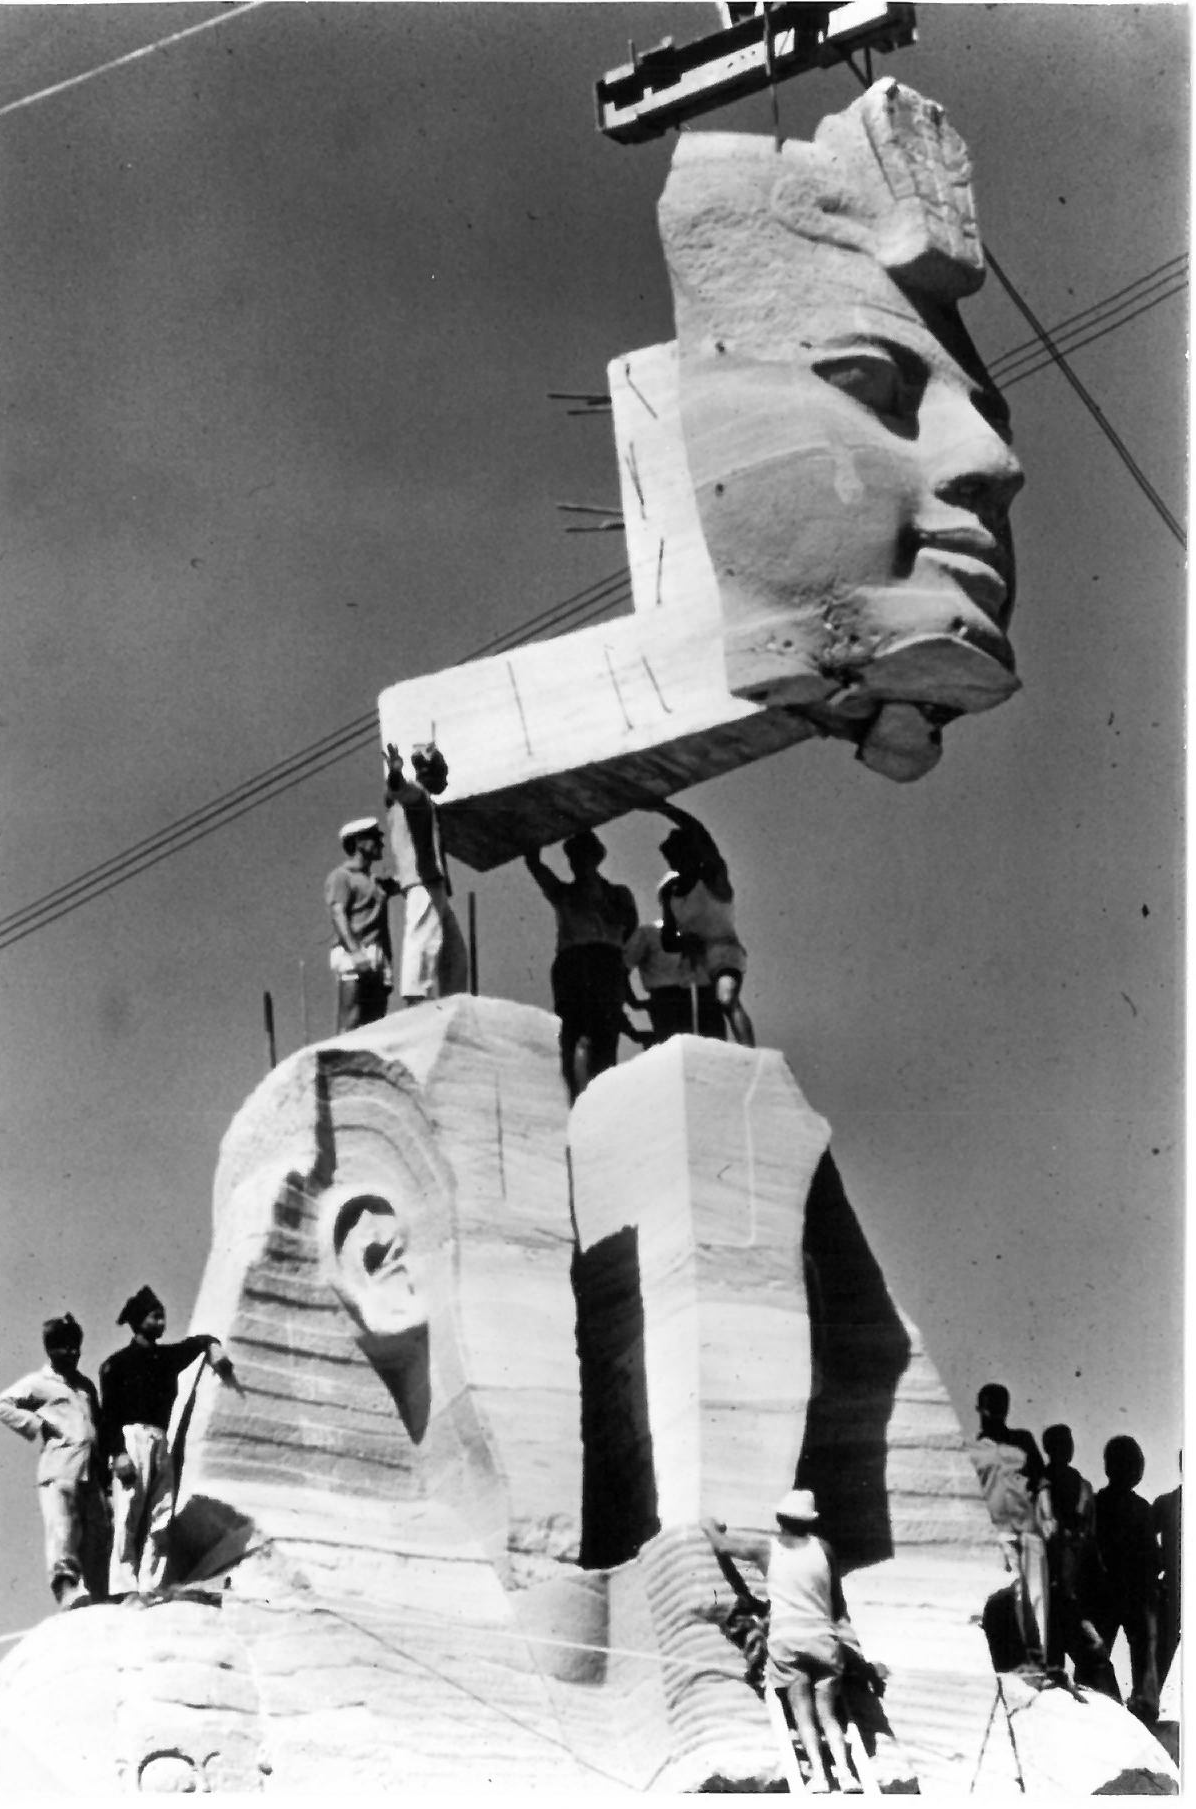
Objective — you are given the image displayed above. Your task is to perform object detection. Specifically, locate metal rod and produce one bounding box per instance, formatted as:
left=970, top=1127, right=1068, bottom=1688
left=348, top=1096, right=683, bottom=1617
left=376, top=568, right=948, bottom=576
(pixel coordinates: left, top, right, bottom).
left=468, top=892, right=479, bottom=996
left=299, top=959, right=309, bottom=1048
left=263, top=990, right=277, bottom=1071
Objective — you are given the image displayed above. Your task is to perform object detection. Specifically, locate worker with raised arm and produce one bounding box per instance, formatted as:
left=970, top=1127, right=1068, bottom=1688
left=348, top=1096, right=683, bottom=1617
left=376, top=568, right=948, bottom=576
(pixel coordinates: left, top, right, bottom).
left=525, top=829, right=638, bottom=1101
left=704, top=1490, right=877, bottom=1794
left=325, top=816, right=399, bottom=1032
left=100, top=1287, right=236, bottom=1601
left=651, top=800, right=754, bottom=1046
left=0, top=1313, right=110, bottom=1609
left=384, top=741, right=469, bottom=1006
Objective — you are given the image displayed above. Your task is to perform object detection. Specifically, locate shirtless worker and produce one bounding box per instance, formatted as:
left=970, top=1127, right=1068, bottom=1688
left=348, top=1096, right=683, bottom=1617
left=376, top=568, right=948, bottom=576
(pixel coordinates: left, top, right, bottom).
left=0, top=1313, right=109, bottom=1609
left=651, top=801, right=754, bottom=1047
left=525, top=830, right=637, bottom=1101
left=100, top=1287, right=235, bottom=1601
left=384, top=741, right=469, bottom=1006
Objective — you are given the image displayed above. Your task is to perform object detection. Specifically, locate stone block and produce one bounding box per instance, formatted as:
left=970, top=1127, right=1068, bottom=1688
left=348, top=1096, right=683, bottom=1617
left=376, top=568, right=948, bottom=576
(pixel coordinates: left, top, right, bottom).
left=376, top=81, right=1023, bottom=873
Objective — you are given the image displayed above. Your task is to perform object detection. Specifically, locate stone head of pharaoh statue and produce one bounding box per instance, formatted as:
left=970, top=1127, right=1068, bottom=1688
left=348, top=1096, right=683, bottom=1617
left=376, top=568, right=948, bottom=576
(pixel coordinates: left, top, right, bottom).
left=660, top=81, right=1023, bottom=779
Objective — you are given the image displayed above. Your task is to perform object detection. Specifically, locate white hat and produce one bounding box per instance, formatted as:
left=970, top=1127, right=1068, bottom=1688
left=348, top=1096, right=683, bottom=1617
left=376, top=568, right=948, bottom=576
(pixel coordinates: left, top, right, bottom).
left=775, top=1487, right=819, bottom=1524
left=339, top=816, right=382, bottom=849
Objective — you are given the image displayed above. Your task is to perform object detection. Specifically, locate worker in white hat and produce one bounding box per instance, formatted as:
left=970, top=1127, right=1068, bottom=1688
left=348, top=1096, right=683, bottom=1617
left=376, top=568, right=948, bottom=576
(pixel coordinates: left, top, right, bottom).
left=325, top=815, right=398, bottom=1032
left=704, top=1488, right=870, bottom=1793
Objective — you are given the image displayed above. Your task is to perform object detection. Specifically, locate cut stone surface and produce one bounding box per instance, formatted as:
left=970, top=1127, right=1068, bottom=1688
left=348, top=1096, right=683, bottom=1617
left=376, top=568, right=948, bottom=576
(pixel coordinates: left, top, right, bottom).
left=0, top=1003, right=1167, bottom=1794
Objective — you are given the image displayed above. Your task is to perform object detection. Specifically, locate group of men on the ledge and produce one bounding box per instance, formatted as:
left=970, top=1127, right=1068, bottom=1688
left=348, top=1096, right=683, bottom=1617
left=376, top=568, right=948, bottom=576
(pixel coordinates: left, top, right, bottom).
left=0, top=1290, right=235, bottom=1611
left=973, top=1382, right=1180, bottom=1724
left=325, top=738, right=754, bottom=1099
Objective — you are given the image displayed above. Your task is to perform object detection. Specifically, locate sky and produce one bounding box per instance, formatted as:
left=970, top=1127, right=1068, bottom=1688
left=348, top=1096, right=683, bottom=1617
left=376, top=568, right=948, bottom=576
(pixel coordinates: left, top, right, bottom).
left=0, top=3, right=1186, bottom=1642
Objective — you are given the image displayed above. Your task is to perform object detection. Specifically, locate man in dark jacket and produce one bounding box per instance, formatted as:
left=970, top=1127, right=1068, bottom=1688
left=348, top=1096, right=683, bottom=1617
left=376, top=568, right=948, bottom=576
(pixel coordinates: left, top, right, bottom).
left=1092, top=1435, right=1160, bottom=1723
left=99, top=1287, right=234, bottom=1600
left=0, top=1313, right=109, bottom=1609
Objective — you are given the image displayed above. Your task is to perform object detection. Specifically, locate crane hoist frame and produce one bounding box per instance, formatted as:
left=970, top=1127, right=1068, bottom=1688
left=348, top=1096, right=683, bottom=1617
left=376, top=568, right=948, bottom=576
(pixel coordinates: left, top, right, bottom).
left=594, top=1, right=916, bottom=144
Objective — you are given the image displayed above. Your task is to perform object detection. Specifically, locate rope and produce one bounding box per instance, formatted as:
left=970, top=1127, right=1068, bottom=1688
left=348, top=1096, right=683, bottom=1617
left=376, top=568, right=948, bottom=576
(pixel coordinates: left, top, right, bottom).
left=983, top=246, right=1185, bottom=548
left=0, top=569, right=631, bottom=952
left=0, top=4, right=267, bottom=122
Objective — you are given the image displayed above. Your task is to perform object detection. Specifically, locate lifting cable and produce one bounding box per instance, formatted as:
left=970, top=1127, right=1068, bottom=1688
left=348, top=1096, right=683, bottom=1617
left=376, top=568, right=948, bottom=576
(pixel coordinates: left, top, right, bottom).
left=0, top=568, right=632, bottom=953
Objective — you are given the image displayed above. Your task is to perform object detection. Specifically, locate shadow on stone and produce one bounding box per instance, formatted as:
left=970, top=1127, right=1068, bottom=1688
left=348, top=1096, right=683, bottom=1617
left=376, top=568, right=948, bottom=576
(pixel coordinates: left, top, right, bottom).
left=796, top=1153, right=912, bottom=1572
left=572, top=1225, right=660, bottom=1568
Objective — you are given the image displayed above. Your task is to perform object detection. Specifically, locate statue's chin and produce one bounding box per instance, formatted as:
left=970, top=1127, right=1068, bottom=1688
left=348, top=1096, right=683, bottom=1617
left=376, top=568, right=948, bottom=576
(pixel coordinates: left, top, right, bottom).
left=722, top=578, right=1017, bottom=717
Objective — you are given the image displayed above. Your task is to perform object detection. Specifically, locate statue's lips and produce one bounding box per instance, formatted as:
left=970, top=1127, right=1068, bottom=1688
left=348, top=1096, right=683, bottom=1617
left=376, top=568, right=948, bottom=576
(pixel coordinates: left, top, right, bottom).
left=915, top=532, right=1010, bottom=617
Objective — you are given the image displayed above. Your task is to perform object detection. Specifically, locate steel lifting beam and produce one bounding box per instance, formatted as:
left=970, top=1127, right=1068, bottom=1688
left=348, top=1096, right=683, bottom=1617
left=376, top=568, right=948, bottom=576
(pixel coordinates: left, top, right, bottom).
left=595, top=2, right=916, bottom=144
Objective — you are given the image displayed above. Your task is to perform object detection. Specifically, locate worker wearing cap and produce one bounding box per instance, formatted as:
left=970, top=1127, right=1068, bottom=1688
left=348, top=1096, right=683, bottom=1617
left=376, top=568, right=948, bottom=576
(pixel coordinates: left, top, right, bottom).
left=705, top=1489, right=873, bottom=1794
left=525, top=829, right=638, bottom=1101
left=325, top=814, right=399, bottom=1032
left=384, top=741, right=469, bottom=1007
left=0, top=1313, right=109, bottom=1609
left=99, top=1286, right=235, bottom=1600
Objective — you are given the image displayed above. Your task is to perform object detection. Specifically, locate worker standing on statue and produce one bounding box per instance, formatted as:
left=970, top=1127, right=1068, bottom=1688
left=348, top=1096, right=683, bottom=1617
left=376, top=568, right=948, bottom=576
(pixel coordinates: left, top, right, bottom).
left=325, top=816, right=398, bottom=1033
left=0, top=1313, right=110, bottom=1610
left=525, top=829, right=638, bottom=1101
left=384, top=741, right=469, bottom=1007
left=623, top=895, right=725, bottom=1045
left=1091, top=1435, right=1161, bottom=1723
left=704, top=1490, right=874, bottom=1794
left=1040, top=1423, right=1116, bottom=1691
left=651, top=801, right=754, bottom=1046
left=973, top=1384, right=1054, bottom=1666
left=100, top=1287, right=235, bottom=1601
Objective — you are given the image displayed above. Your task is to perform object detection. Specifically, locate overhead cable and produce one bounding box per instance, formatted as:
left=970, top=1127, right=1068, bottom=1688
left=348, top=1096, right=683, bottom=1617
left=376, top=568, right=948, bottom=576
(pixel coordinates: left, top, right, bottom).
left=0, top=570, right=631, bottom=951
left=998, top=277, right=1188, bottom=390
left=0, top=4, right=267, bottom=121
left=834, top=50, right=1185, bottom=548
left=988, top=253, right=1187, bottom=380
left=984, top=244, right=1186, bottom=549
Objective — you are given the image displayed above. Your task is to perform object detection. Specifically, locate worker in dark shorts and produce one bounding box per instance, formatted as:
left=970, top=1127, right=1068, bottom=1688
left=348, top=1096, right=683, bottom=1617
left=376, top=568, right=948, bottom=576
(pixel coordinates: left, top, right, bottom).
left=525, top=830, right=637, bottom=1101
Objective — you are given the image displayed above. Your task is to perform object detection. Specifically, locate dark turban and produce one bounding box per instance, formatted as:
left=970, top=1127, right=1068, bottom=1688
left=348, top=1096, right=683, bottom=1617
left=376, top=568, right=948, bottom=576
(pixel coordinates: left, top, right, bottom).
left=42, top=1312, right=82, bottom=1352
left=117, top=1285, right=164, bottom=1328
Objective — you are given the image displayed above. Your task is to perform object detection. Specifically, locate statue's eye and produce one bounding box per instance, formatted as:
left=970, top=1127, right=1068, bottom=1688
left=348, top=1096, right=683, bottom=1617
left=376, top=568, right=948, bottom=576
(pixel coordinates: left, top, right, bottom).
left=973, top=384, right=1014, bottom=446
left=812, top=352, right=920, bottom=424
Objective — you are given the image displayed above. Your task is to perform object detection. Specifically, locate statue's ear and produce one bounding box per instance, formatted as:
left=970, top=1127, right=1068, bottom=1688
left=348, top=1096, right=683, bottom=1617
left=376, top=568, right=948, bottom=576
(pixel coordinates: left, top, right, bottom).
left=326, top=1190, right=432, bottom=1443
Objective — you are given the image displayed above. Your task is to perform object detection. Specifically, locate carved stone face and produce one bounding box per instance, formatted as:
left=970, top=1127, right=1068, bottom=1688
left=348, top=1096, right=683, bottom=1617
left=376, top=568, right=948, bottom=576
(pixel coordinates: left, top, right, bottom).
left=678, top=255, right=1023, bottom=719
left=659, top=96, right=1025, bottom=774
